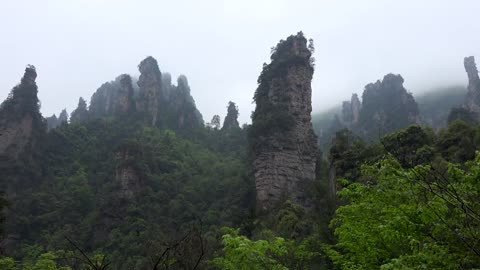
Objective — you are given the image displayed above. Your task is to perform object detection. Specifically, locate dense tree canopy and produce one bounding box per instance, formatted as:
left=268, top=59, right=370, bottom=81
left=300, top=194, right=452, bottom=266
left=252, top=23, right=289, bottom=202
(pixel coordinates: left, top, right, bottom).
left=328, top=155, right=480, bottom=269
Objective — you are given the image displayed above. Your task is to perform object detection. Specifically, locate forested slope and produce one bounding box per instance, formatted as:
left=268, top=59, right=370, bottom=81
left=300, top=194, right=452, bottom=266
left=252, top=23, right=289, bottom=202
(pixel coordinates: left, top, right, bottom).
left=0, top=35, right=480, bottom=270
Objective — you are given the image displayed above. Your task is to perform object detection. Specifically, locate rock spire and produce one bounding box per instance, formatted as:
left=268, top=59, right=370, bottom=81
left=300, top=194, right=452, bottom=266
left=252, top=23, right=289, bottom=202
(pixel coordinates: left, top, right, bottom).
left=250, top=32, right=318, bottom=211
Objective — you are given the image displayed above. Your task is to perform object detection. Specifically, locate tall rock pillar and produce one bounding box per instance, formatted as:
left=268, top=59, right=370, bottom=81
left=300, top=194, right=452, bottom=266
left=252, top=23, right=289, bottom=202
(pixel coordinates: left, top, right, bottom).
left=464, top=56, right=480, bottom=114
left=115, top=74, right=135, bottom=115
left=0, top=65, right=45, bottom=159
left=250, top=32, right=318, bottom=211
left=137, top=56, right=162, bottom=126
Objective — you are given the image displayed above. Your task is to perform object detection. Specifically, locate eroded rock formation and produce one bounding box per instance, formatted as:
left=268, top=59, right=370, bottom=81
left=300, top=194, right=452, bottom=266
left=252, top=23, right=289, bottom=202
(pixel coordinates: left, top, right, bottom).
left=89, top=81, right=117, bottom=118
left=163, top=75, right=204, bottom=129
left=72, top=56, right=203, bottom=130
left=0, top=65, right=45, bottom=159
left=447, top=56, right=480, bottom=124
left=250, top=32, right=318, bottom=211
left=350, top=93, right=361, bottom=124
left=89, top=74, right=135, bottom=119
left=116, top=75, right=135, bottom=115
left=357, top=74, right=420, bottom=139
left=137, top=56, right=162, bottom=126
left=222, top=101, right=239, bottom=130
left=464, top=56, right=480, bottom=114
left=340, top=94, right=361, bottom=126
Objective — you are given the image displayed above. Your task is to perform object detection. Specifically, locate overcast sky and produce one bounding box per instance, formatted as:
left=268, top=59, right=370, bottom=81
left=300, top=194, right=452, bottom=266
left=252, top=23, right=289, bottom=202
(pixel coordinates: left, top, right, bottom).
left=1, top=0, right=480, bottom=124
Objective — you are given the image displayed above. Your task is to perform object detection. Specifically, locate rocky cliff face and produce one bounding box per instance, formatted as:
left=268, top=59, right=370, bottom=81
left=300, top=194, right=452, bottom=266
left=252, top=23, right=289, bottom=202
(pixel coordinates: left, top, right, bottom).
left=350, top=93, right=361, bottom=124
left=447, top=56, right=480, bottom=124
left=89, top=74, right=136, bottom=119
left=137, top=56, right=162, bottom=126
left=341, top=94, right=361, bottom=126
left=464, top=56, right=480, bottom=114
left=222, top=101, right=239, bottom=130
left=89, top=81, right=117, bottom=118
left=250, top=32, right=318, bottom=211
left=116, top=75, right=135, bottom=115
left=357, top=74, right=420, bottom=139
left=0, top=66, right=45, bottom=159
left=162, top=75, right=204, bottom=129
left=83, top=56, right=203, bottom=130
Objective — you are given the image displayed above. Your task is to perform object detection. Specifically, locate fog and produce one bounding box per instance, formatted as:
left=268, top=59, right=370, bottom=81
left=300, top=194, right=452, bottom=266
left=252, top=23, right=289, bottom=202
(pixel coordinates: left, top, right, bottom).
left=1, top=0, right=479, bottom=124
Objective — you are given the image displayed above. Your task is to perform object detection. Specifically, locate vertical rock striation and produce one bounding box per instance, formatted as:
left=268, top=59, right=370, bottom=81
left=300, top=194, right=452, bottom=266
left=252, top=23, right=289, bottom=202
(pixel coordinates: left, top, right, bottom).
left=74, top=56, right=203, bottom=130
left=250, top=32, right=318, bottom=211
left=341, top=94, right=361, bottom=125
left=89, top=82, right=116, bottom=118
left=115, top=74, right=135, bottom=115
left=464, top=56, right=480, bottom=114
left=350, top=93, right=361, bottom=124
left=71, top=56, right=204, bottom=130
left=164, top=75, right=204, bottom=129
left=0, top=65, right=45, bottom=159
left=447, top=56, right=480, bottom=124
left=89, top=75, right=136, bottom=119
left=137, top=56, right=162, bottom=126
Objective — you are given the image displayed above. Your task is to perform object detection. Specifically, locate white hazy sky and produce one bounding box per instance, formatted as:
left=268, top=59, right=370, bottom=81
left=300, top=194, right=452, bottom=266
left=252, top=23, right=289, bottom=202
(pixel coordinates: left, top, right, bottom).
left=1, top=0, right=479, bottom=124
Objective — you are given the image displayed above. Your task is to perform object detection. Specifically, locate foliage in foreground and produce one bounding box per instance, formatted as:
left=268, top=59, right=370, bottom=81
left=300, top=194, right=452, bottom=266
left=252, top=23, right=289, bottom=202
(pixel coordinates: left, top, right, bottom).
left=210, top=228, right=319, bottom=270
left=328, top=154, right=480, bottom=269
left=0, top=251, right=71, bottom=270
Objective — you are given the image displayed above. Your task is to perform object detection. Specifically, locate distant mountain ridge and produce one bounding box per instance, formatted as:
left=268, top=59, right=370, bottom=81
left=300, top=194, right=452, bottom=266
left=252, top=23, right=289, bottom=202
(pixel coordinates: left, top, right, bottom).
left=47, top=56, right=204, bottom=131
left=313, top=74, right=469, bottom=149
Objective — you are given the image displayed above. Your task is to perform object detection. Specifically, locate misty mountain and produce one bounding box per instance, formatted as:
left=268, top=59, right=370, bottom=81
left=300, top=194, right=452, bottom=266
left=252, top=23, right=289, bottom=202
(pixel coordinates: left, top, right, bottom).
left=417, top=85, right=467, bottom=129
left=1, top=31, right=480, bottom=269
left=313, top=84, right=468, bottom=150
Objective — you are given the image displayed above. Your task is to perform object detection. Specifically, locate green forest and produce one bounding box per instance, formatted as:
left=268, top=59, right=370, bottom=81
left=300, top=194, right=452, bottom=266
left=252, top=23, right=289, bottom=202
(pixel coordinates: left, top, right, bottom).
left=1, top=31, right=480, bottom=270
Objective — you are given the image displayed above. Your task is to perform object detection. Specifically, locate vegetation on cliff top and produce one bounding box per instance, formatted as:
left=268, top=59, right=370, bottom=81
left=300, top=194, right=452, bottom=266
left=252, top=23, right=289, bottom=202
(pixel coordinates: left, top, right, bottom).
left=2, top=33, right=480, bottom=269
